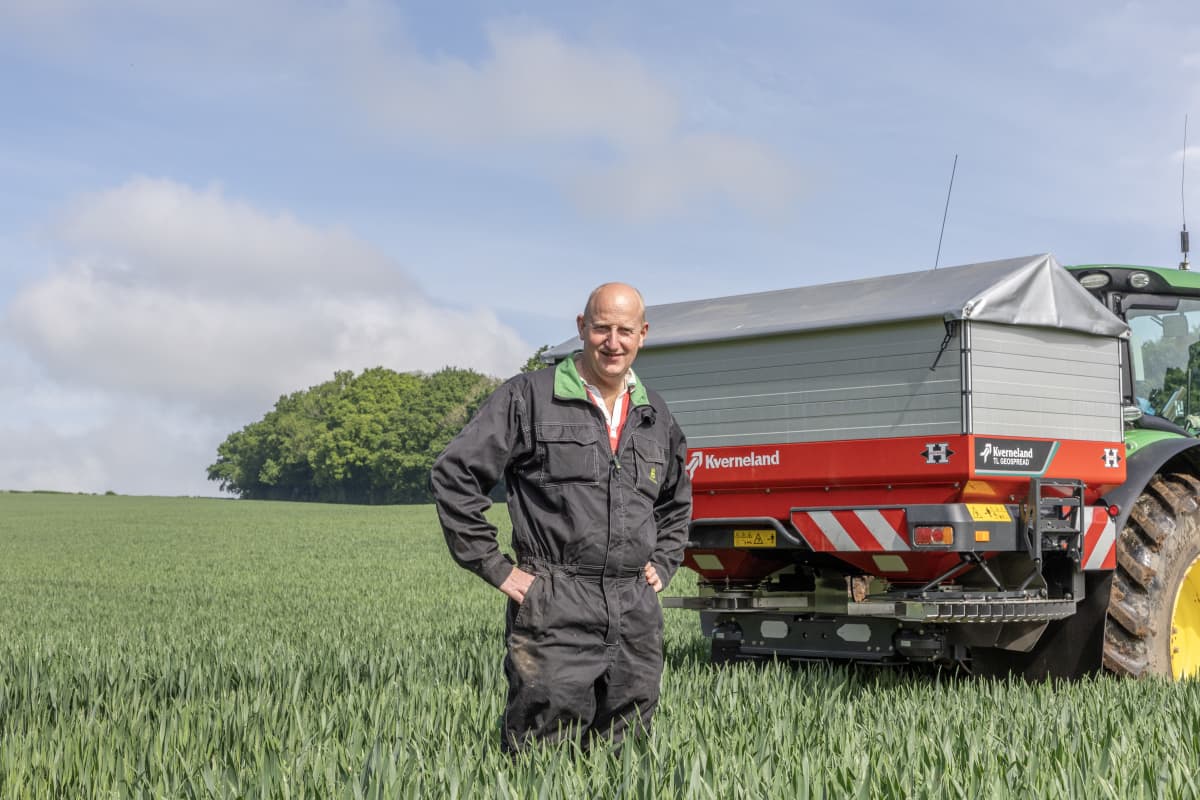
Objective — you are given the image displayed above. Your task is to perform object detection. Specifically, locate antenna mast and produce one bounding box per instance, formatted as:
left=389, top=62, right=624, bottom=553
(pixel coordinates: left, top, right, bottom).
left=934, top=154, right=958, bottom=270
left=1183, top=114, right=1191, bottom=270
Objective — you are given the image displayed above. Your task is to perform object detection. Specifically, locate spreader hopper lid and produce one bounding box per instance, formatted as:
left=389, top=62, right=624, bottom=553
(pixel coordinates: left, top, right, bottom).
left=545, top=254, right=1129, bottom=358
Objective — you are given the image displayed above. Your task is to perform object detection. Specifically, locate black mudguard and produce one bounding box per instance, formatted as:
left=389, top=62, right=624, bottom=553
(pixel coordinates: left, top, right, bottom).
left=971, top=571, right=1113, bottom=679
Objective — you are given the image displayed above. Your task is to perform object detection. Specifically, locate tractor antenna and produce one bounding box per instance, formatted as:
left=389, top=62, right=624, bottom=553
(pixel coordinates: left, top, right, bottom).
left=1183, top=114, right=1191, bottom=271
left=934, top=154, right=958, bottom=270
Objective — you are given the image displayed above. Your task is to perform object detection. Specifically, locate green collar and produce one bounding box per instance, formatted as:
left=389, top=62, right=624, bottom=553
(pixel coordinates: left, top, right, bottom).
left=554, top=356, right=649, bottom=406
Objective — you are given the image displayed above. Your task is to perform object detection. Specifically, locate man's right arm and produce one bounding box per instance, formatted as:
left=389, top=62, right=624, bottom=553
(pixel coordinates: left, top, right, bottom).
left=429, top=380, right=531, bottom=589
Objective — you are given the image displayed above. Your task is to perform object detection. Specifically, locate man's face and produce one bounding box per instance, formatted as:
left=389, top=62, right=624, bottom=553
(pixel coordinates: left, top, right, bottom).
left=576, top=288, right=648, bottom=388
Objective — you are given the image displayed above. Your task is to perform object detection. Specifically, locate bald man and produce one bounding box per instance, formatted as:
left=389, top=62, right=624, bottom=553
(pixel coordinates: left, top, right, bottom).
left=431, top=283, right=692, bottom=753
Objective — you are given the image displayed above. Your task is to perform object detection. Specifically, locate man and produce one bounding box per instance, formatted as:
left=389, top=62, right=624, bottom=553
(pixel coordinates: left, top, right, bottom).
left=430, top=282, right=692, bottom=753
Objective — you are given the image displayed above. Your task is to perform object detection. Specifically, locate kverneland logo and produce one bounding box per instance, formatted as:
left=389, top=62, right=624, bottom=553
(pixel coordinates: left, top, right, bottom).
left=979, top=442, right=1035, bottom=465
left=686, top=449, right=781, bottom=479
left=974, top=438, right=1057, bottom=474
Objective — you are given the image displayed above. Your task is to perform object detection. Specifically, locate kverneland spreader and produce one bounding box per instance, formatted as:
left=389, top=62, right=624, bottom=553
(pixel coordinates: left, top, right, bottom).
left=559, top=254, right=1200, bottom=679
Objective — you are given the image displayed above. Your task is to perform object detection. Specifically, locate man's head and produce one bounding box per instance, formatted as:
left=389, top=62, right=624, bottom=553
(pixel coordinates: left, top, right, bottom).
left=576, top=282, right=648, bottom=391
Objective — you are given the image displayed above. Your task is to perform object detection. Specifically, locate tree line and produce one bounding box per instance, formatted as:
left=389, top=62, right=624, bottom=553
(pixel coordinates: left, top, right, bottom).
left=207, top=366, right=507, bottom=504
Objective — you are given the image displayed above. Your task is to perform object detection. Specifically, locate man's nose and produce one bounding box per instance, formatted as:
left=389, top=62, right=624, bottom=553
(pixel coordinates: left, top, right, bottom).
left=604, top=330, right=620, bottom=348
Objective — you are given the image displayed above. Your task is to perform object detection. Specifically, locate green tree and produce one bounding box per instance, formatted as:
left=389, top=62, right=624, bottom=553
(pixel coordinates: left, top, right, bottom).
left=207, top=367, right=499, bottom=504
left=521, top=344, right=552, bottom=373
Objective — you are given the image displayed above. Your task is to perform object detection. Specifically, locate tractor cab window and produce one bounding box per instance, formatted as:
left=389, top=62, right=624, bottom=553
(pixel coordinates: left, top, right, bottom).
left=1126, top=297, right=1200, bottom=424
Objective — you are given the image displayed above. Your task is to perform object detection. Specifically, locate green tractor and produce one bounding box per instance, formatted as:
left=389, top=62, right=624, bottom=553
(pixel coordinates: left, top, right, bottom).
left=1066, top=263, right=1200, bottom=678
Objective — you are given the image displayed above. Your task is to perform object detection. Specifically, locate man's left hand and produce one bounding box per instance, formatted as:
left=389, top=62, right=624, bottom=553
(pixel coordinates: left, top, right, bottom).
left=644, top=563, right=663, bottom=593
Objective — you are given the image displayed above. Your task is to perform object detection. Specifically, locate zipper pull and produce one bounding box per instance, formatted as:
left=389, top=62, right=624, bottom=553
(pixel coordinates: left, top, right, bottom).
left=611, top=455, right=621, bottom=472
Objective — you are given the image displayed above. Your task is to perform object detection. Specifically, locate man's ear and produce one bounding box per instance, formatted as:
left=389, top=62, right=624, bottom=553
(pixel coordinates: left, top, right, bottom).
left=577, top=314, right=586, bottom=340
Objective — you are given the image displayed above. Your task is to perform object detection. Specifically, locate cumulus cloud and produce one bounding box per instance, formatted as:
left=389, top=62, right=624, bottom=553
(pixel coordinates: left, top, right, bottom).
left=343, top=21, right=805, bottom=220
left=338, top=22, right=798, bottom=218
left=0, top=343, right=224, bottom=495
left=53, top=179, right=409, bottom=298
left=7, top=178, right=529, bottom=422
left=0, top=409, right=222, bottom=497
left=0, top=3, right=800, bottom=220
left=1, top=178, right=531, bottom=493
left=349, top=23, right=679, bottom=152
left=569, top=133, right=801, bottom=222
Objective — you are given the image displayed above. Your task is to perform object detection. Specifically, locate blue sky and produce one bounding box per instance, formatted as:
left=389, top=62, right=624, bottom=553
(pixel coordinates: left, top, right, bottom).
left=2, top=0, right=1198, bottom=496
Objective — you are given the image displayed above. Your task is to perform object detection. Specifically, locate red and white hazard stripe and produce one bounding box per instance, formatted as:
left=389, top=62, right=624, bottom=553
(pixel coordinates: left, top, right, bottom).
left=791, top=509, right=910, bottom=553
left=792, top=504, right=1118, bottom=569
left=1082, top=506, right=1117, bottom=571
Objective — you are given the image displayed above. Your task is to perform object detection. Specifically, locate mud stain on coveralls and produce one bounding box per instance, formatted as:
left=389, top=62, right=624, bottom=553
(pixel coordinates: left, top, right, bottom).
left=507, top=576, right=544, bottom=684
left=509, top=636, right=540, bottom=681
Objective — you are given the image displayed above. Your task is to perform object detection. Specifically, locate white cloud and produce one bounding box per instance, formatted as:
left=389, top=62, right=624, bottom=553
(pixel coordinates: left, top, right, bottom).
left=0, top=410, right=222, bottom=497
left=1, top=178, right=531, bottom=493
left=0, top=3, right=800, bottom=220
left=53, top=178, right=410, bottom=298
left=7, top=178, right=528, bottom=418
left=0, top=343, right=223, bottom=495
left=569, top=133, right=801, bottom=222
left=339, top=21, right=798, bottom=218
left=349, top=23, right=679, bottom=152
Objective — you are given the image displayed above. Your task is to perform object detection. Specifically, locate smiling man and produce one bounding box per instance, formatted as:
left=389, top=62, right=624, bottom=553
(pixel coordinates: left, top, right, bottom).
left=431, top=282, right=692, bottom=753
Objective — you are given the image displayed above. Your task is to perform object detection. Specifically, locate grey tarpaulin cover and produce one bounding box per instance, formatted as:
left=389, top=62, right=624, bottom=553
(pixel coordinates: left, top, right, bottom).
left=544, top=253, right=1129, bottom=360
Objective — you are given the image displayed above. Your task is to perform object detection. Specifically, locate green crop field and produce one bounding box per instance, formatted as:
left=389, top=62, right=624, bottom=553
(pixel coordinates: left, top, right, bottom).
left=1, top=493, right=1199, bottom=799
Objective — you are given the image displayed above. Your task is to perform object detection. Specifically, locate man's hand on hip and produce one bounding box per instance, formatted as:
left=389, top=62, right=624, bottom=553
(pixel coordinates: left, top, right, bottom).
left=644, top=563, right=663, bottom=593
left=499, top=567, right=536, bottom=603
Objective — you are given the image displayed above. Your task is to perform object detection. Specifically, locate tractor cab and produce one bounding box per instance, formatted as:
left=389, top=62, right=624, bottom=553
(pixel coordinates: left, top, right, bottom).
left=1069, top=265, right=1200, bottom=438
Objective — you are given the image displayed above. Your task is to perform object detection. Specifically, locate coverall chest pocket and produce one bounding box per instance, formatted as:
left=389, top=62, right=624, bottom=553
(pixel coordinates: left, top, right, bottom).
left=632, top=434, right=666, bottom=500
left=536, top=424, right=600, bottom=485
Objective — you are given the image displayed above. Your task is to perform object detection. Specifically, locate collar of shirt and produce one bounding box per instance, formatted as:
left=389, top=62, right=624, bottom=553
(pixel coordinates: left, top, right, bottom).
left=581, top=370, right=638, bottom=420
left=582, top=369, right=637, bottom=450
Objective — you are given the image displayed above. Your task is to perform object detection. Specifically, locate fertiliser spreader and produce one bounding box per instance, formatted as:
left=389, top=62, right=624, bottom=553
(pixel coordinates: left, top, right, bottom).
left=549, top=254, right=1200, bottom=678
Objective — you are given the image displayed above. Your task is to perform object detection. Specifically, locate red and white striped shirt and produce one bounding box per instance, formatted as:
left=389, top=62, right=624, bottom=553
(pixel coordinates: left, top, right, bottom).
left=582, top=370, right=638, bottom=452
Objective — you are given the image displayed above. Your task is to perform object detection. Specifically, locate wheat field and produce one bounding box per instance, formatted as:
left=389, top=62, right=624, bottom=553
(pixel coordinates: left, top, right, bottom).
left=1, top=493, right=1197, bottom=798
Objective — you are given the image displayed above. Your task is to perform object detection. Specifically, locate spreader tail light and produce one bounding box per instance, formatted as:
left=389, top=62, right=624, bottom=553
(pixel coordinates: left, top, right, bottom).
left=913, top=525, right=954, bottom=547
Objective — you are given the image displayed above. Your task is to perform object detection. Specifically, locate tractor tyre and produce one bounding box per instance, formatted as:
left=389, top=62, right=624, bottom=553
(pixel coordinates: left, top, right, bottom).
left=1104, top=472, right=1200, bottom=679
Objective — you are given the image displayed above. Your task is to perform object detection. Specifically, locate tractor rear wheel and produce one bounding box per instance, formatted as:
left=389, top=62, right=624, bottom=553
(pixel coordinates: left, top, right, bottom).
left=1104, top=472, right=1200, bottom=679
